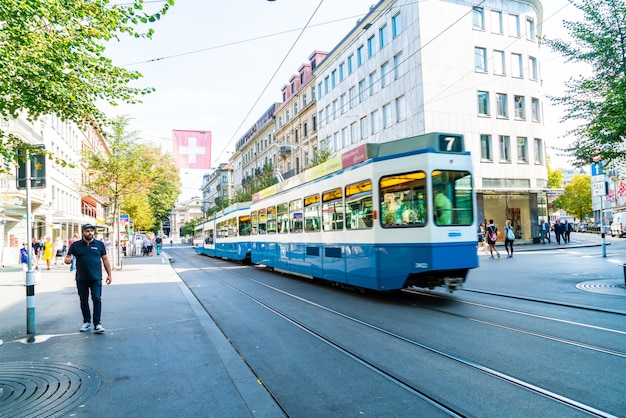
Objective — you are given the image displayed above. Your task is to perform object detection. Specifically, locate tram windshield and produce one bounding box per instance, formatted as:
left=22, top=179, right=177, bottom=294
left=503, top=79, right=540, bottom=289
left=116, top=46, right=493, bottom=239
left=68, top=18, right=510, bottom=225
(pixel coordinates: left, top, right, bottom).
left=380, top=170, right=472, bottom=227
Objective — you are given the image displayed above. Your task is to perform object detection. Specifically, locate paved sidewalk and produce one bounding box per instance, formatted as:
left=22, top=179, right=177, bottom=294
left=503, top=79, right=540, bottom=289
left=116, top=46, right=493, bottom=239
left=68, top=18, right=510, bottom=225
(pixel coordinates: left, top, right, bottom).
left=0, top=251, right=284, bottom=417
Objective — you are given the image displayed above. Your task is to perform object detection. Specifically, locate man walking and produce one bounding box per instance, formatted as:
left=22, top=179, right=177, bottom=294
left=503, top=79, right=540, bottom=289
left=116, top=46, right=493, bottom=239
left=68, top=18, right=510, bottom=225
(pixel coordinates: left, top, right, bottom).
left=65, top=224, right=112, bottom=334
left=540, top=218, right=550, bottom=244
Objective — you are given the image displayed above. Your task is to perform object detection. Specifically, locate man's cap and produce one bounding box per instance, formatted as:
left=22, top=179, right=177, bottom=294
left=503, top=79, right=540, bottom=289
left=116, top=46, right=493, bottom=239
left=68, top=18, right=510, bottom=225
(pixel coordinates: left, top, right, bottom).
left=82, top=223, right=96, bottom=231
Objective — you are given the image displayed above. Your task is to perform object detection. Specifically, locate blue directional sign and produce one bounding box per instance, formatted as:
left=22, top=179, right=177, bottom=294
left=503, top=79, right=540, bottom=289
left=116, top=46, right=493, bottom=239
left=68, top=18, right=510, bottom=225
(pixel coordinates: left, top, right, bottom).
left=591, top=162, right=603, bottom=176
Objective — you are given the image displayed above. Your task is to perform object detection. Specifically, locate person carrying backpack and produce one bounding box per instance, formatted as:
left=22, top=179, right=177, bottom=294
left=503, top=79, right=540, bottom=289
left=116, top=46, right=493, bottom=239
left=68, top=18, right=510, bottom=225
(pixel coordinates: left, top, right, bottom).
left=486, top=219, right=501, bottom=259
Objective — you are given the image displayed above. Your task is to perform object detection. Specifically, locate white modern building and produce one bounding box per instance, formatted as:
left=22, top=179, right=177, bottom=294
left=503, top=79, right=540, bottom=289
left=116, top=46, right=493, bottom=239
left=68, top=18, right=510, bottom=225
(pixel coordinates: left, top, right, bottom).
left=314, top=0, right=547, bottom=242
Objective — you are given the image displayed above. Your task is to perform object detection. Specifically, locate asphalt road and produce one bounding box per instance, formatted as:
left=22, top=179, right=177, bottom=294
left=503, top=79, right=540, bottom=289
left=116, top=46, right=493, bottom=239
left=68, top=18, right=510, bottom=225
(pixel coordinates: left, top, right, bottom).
left=167, top=235, right=626, bottom=417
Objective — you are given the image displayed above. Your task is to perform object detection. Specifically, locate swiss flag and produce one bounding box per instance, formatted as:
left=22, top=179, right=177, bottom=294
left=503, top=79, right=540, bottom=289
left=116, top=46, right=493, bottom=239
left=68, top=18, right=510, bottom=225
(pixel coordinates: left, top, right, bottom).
left=172, top=130, right=212, bottom=169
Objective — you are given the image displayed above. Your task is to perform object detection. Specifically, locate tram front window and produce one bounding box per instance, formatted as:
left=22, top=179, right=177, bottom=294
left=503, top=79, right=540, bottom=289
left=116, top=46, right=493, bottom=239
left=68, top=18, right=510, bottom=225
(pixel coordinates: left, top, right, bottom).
left=432, top=170, right=473, bottom=226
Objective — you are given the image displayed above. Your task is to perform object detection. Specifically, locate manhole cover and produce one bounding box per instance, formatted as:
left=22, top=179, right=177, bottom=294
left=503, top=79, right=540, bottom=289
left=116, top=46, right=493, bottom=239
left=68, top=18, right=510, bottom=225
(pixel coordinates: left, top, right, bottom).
left=576, top=280, right=626, bottom=296
left=0, top=361, right=101, bottom=417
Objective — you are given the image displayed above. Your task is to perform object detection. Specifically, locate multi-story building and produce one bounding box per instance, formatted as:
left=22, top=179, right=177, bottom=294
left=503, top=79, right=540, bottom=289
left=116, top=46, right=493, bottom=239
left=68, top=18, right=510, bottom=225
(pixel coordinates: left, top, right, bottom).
left=313, top=0, right=546, bottom=242
left=200, top=162, right=234, bottom=215
left=237, top=104, right=278, bottom=190
left=1, top=114, right=108, bottom=266
left=273, top=52, right=325, bottom=180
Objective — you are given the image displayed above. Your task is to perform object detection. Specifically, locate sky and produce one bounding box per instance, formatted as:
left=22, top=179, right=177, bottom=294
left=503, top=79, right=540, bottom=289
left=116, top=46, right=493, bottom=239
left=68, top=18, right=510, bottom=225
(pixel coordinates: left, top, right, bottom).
left=104, top=0, right=587, bottom=202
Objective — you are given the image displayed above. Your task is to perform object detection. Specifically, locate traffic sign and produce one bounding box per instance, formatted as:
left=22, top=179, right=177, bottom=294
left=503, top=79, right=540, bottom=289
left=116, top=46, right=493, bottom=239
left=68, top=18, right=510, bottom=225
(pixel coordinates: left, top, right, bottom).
left=591, top=162, right=603, bottom=176
left=592, top=181, right=607, bottom=197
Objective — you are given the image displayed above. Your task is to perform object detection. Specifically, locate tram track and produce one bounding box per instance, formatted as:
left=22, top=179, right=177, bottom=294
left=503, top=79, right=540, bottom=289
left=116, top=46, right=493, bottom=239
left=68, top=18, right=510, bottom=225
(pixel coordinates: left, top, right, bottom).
left=181, top=263, right=620, bottom=417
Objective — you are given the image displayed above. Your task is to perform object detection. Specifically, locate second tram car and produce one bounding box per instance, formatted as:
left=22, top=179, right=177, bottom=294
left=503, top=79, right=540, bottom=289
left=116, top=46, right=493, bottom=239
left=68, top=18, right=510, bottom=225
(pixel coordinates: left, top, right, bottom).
left=195, top=132, right=478, bottom=292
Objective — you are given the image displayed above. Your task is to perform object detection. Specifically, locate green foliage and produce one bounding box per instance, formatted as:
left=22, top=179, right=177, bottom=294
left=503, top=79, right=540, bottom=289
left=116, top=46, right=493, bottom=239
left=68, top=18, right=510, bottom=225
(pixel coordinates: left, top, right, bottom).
left=180, top=220, right=197, bottom=237
left=547, top=156, right=565, bottom=188
left=307, top=147, right=332, bottom=168
left=231, top=163, right=277, bottom=207
left=544, top=0, right=626, bottom=167
left=84, top=116, right=180, bottom=232
left=0, top=0, right=174, bottom=173
left=552, top=174, right=593, bottom=220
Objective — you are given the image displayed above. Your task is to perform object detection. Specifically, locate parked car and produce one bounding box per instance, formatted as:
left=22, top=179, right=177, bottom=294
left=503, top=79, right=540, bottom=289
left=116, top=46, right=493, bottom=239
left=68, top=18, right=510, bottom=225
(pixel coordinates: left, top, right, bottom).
left=578, top=222, right=588, bottom=233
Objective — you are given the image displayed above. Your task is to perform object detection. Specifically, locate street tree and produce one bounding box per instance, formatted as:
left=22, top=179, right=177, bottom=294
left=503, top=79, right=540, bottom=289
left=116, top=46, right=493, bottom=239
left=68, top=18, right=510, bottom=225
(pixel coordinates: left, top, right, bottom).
left=142, top=144, right=181, bottom=233
left=547, top=156, right=565, bottom=188
left=84, top=116, right=153, bottom=233
left=544, top=0, right=626, bottom=167
left=0, top=0, right=174, bottom=173
left=552, top=174, right=593, bottom=221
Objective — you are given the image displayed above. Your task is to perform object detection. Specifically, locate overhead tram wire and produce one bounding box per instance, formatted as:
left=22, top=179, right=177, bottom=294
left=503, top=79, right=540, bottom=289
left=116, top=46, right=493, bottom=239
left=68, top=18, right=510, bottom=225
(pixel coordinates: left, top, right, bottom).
left=175, top=0, right=329, bottom=188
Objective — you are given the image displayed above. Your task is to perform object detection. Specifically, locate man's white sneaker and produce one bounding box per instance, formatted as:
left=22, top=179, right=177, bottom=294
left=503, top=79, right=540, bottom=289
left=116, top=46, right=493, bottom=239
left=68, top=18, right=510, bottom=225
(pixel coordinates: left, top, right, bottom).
left=93, top=324, right=105, bottom=334
left=80, top=323, right=91, bottom=332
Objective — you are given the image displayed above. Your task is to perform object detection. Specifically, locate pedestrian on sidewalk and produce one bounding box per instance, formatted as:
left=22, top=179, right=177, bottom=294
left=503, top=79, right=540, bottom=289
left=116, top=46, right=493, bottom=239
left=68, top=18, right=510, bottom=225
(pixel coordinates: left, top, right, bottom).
left=486, top=219, right=501, bottom=259
left=563, top=220, right=571, bottom=243
left=68, top=234, right=79, bottom=272
left=554, top=220, right=563, bottom=245
left=65, top=223, right=112, bottom=334
left=540, top=218, right=550, bottom=244
left=504, top=219, right=515, bottom=258
left=43, top=236, right=53, bottom=270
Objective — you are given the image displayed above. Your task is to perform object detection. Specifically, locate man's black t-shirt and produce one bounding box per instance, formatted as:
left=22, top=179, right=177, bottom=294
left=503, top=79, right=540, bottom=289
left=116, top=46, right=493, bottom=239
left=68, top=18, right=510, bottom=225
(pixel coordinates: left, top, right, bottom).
left=68, top=239, right=106, bottom=281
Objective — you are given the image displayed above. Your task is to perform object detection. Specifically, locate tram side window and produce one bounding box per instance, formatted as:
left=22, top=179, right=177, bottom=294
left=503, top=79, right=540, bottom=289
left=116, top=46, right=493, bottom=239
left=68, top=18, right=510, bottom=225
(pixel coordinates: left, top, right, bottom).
left=250, top=211, right=258, bottom=235
left=204, top=229, right=214, bottom=245
left=258, top=209, right=267, bottom=234
left=346, top=180, right=373, bottom=229
left=227, top=217, right=237, bottom=237
left=267, top=206, right=277, bottom=234
left=290, top=199, right=303, bottom=233
left=380, top=171, right=426, bottom=228
left=304, top=194, right=321, bottom=232
left=217, top=220, right=227, bottom=238
left=322, top=188, right=344, bottom=231
left=277, top=203, right=289, bottom=234
left=432, top=170, right=473, bottom=226
left=239, top=215, right=251, bottom=236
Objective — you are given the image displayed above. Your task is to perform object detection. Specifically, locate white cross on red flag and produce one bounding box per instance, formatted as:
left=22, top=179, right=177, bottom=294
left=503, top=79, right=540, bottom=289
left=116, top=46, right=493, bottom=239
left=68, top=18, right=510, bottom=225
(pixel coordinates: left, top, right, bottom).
left=172, top=130, right=212, bottom=169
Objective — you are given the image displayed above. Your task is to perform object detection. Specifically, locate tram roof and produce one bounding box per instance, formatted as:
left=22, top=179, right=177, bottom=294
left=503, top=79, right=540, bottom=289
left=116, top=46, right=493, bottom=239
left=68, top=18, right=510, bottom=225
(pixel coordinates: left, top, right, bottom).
left=253, top=132, right=465, bottom=202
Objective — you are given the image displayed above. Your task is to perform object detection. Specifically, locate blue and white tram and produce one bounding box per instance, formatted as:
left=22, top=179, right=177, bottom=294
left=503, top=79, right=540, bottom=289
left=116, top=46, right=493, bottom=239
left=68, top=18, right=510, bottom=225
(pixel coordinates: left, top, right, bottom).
left=196, top=132, right=478, bottom=292
left=194, top=201, right=252, bottom=261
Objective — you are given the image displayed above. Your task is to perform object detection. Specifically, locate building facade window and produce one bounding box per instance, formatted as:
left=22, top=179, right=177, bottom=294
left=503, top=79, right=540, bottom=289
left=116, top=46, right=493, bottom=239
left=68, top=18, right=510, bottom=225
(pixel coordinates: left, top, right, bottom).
left=382, top=102, right=391, bottom=128
left=500, top=135, right=511, bottom=162
left=369, top=71, right=377, bottom=96
left=526, top=18, right=536, bottom=41
left=514, top=95, right=526, bottom=120
left=491, top=10, right=503, bottom=34
left=472, top=7, right=485, bottom=30
left=509, top=14, right=520, bottom=37
left=350, top=122, right=358, bottom=144
left=360, top=116, right=369, bottom=139
left=331, top=70, right=337, bottom=88
left=348, top=55, right=354, bottom=74
left=367, top=35, right=376, bottom=57
left=392, top=12, right=402, bottom=38
left=496, top=93, right=508, bottom=118
left=340, top=93, right=346, bottom=114
left=379, top=25, right=388, bottom=48
left=357, top=45, right=365, bottom=66
left=349, top=86, right=357, bottom=108
left=394, top=52, right=404, bottom=79
left=358, top=79, right=367, bottom=102
left=478, top=91, right=490, bottom=116
left=371, top=109, right=379, bottom=134
left=529, top=56, right=538, bottom=80
left=395, top=95, right=406, bottom=122
left=480, top=134, right=492, bottom=161
left=339, top=62, right=345, bottom=81
left=512, top=53, right=523, bottom=78
left=531, top=97, right=541, bottom=122
left=381, top=62, right=390, bottom=88
left=475, top=47, right=487, bottom=72
left=341, top=127, right=348, bottom=148
left=534, top=138, right=544, bottom=164
left=517, top=137, right=528, bottom=162
left=493, top=50, right=506, bottom=75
